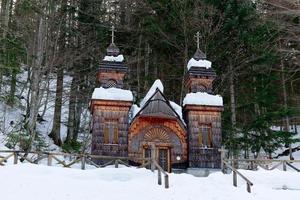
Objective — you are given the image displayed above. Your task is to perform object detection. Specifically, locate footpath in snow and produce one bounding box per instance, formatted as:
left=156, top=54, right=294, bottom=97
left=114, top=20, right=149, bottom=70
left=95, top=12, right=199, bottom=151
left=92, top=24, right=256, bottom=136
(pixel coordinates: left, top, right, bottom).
left=0, top=164, right=299, bottom=200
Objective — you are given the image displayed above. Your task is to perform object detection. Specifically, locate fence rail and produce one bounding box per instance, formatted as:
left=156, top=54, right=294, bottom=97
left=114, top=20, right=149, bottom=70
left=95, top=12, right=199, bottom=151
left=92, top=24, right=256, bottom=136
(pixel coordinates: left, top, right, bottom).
left=0, top=150, right=169, bottom=189
left=222, top=158, right=300, bottom=193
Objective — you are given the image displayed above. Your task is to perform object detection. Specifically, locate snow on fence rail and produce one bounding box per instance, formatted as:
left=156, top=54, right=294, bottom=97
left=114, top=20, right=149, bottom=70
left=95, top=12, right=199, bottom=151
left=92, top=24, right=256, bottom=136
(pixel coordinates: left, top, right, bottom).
left=0, top=150, right=169, bottom=189
left=221, top=158, right=300, bottom=193
left=219, top=148, right=300, bottom=193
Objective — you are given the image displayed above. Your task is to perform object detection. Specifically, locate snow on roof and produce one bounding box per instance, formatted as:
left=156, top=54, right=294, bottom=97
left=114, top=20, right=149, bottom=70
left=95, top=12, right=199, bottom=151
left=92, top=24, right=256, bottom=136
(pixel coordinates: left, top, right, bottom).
left=139, top=79, right=164, bottom=107
left=129, top=104, right=141, bottom=122
left=91, top=87, right=133, bottom=101
left=103, top=54, right=124, bottom=62
left=170, top=101, right=185, bottom=125
left=187, top=58, right=211, bottom=71
left=183, top=92, right=223, bottom=106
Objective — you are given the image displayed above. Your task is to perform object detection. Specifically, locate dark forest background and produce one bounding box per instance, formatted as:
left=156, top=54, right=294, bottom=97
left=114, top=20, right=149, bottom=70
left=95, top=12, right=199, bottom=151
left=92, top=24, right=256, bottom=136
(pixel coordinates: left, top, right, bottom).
left=0, top=0, right=299, bottom=156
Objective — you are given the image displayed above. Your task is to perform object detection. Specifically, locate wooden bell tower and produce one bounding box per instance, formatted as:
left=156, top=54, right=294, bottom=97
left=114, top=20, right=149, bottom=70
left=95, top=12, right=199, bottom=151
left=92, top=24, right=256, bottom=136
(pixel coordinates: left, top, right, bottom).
left=90, top=26, right=132, bottom=164
left=184, top=32, right=216, bottom=94
left=183, top=32, right=223, bottom=168
left=97, top=26, right=127, bottom=89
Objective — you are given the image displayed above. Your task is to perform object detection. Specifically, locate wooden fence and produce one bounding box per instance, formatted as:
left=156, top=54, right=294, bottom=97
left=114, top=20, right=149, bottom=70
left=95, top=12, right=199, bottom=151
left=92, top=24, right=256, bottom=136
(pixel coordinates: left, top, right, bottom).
left=221, top=158, right=300, bottom=193
left=0, top=150, right=169, bottom=189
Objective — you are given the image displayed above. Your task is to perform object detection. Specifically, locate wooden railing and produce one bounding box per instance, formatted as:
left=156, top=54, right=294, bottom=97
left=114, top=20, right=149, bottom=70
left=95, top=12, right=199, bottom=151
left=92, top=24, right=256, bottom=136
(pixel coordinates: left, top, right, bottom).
left=221, top=158, right=300, bottom=193
left=0, top=150, right=169, bottom=189
left=222, top=160, right=253, bottom=193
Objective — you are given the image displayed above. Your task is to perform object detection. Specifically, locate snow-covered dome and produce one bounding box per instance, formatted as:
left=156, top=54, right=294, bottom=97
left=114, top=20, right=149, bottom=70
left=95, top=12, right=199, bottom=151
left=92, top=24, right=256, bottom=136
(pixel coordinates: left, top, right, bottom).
left=187, top=58, right=211, bottom=70
left=103, top=54, right=124, bottom=62
left=187, top=47, right=212, bottom=70
left=102, top=26, right=124, bottom=62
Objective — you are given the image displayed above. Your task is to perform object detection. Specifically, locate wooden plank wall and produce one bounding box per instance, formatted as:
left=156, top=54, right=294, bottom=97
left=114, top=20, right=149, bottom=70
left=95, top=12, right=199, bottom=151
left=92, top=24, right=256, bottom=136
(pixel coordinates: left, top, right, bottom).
left=184, top=106, right=222, bottom=168
left=91, top=100, right=131, bottom=164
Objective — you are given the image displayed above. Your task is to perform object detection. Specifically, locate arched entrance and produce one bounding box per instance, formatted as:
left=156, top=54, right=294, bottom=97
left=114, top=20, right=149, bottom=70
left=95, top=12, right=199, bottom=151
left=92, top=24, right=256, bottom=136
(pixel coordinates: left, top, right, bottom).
left=129, top=124, right=187, bottom=172
left=143, top=127, right=172, bottom=171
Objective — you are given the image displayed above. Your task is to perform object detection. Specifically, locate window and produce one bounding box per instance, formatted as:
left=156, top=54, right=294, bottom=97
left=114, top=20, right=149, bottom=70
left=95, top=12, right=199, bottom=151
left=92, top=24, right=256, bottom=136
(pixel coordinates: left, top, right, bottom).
left=197, top=84, right=207, bottom=92
left=105, top=79, right=117, bottom=88
left=198, top=124, right=212, bottom=148
left=103, top=121, right=118, bottom=144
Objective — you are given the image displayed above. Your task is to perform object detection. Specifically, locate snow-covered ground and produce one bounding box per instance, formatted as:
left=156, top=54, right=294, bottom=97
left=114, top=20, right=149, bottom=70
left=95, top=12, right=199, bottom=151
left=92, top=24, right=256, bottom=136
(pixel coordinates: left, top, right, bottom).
left=0, top=163, right=299, bottom=200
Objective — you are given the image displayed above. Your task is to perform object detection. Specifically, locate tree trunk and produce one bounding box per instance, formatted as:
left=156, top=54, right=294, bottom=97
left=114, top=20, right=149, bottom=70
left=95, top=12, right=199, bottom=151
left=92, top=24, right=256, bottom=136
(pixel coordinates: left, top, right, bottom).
left=229, top=62, right=239, bottom=163
left=281, top=60, right=292, bottom=159
left=2, top=0, right=10, bottom=38
left=8, top=68, right=17, bottom=105
left=144, top=42, right=150, bottom=90
left=136, top=26, right=142, bottom=98
left=229, top=63, right=237, bottom=126
left=66, top=74, right=77, bottom=143
left=49, top=66, right=63, bottom=146
left=28, top=15, right=46, bottom=149
left=0, top=0, right=11, bottom=93
left=73, top=84, right=82, bottom=141
left=180, top=15, right=188, bottom=105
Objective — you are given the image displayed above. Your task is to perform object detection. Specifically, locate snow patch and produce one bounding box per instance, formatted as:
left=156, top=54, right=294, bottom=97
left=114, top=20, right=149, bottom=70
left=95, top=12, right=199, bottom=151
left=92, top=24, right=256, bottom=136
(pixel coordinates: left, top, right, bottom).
left=139, top=79, right=164, bottom=107
left=183, top=92, right=223, bottom=106
left=1, top=164, right=300, bottom=200
left=103, top=54, right=124, bottom=62
left=187, top=58, right=212, bottom=70
left=91, top=87, right=133, bottom=101
left=170, top=101, right=183, bottom=121
left=129, top=104, right=141, bottom=122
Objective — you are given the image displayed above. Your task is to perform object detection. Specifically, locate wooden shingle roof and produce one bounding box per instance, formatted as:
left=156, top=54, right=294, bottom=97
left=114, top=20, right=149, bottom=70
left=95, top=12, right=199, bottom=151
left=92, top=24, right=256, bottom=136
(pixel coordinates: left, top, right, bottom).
left=133, top=88, right=186, bottom=128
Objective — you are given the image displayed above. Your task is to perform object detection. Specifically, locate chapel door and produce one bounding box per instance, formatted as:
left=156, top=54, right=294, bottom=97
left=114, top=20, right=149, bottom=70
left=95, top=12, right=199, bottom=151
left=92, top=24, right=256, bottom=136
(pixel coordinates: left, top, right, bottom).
left=158, top=148, right=169, bottom=172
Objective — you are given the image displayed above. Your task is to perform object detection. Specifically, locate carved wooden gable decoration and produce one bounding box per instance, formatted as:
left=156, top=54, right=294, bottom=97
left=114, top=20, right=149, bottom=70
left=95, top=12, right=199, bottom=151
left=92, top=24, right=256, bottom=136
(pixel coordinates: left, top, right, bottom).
left=129, top=89, right=187, bottom=167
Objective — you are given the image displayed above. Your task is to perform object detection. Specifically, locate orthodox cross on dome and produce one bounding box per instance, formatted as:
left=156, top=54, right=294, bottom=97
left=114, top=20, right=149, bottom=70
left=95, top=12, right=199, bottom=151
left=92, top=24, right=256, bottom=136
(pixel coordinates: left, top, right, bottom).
left=111, top=25, right=115, bottom=44
left=106, top=25, right=120, bottom=56
left=193, top=31, right=206, bottom=60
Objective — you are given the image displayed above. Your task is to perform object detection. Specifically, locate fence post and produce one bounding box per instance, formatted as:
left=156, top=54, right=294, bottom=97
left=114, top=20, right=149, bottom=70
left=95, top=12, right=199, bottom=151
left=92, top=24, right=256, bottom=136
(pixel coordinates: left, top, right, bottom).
left=81, top=155, right=86, bottom=170
left=247, top=182, right=251, bottom=193
left=47, top=154, right=52, bottom=166
left=233, top=170, right=237, bottom=187
left=150, top=144, right=156, bottom=172
left=164, top=175, right=169, bottom=189
left=283, top=161, right=287, bottom=171
left=158, top=169, right=162, bottom=185
left=115, top=160, right=119, bottom=168
left=13, top=152, right=18, bottom=164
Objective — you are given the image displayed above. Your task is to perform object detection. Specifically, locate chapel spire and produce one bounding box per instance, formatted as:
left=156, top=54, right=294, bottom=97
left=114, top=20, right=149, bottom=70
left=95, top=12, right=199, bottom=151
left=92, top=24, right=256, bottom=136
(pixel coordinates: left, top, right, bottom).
left=98, top=25, right=127, bottom=89
left=193, top=31, right=206, bottom=60
left=106, top=25, right=120, bottom=56
left=184, top=31, right=216, bottom=94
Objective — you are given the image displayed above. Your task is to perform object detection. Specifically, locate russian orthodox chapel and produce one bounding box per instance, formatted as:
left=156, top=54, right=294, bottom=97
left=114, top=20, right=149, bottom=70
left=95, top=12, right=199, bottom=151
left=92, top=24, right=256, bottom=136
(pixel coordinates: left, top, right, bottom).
left=89, top=30, right=223, bottom=172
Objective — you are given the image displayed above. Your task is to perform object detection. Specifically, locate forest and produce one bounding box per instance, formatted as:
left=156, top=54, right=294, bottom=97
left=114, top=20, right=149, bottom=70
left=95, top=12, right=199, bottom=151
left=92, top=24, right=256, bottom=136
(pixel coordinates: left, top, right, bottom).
left=0, top=0, right=299, bottom=157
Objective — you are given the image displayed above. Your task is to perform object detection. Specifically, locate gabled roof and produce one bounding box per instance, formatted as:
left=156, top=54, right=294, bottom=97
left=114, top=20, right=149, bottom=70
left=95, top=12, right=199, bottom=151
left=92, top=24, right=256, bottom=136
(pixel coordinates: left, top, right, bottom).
left=132, top=88, right=185, bottom=127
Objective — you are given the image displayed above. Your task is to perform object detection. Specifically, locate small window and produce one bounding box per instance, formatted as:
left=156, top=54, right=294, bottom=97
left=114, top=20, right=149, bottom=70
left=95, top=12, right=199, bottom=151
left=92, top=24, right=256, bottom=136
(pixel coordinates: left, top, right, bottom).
left=105, top=79, right=117, bottom=88
left=103, top=121, right=118, bottom=144
left=192, top=84, right=207, bottom=93
left=198, top=124, right=212, bottom=148
left=197, top=84, right=207, bottom=92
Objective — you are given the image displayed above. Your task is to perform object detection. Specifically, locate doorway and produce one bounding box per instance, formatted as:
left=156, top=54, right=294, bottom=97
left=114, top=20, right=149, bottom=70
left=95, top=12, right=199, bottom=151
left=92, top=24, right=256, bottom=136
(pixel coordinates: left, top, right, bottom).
left=143, top=147, right=170, bottom=172
left=158, top=148, right=170, bottom=172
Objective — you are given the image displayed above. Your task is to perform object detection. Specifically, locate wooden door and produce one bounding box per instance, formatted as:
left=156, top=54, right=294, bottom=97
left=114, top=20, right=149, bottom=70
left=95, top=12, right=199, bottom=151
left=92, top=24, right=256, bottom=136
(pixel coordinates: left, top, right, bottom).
left=158, top=148, right=169, bottom=172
